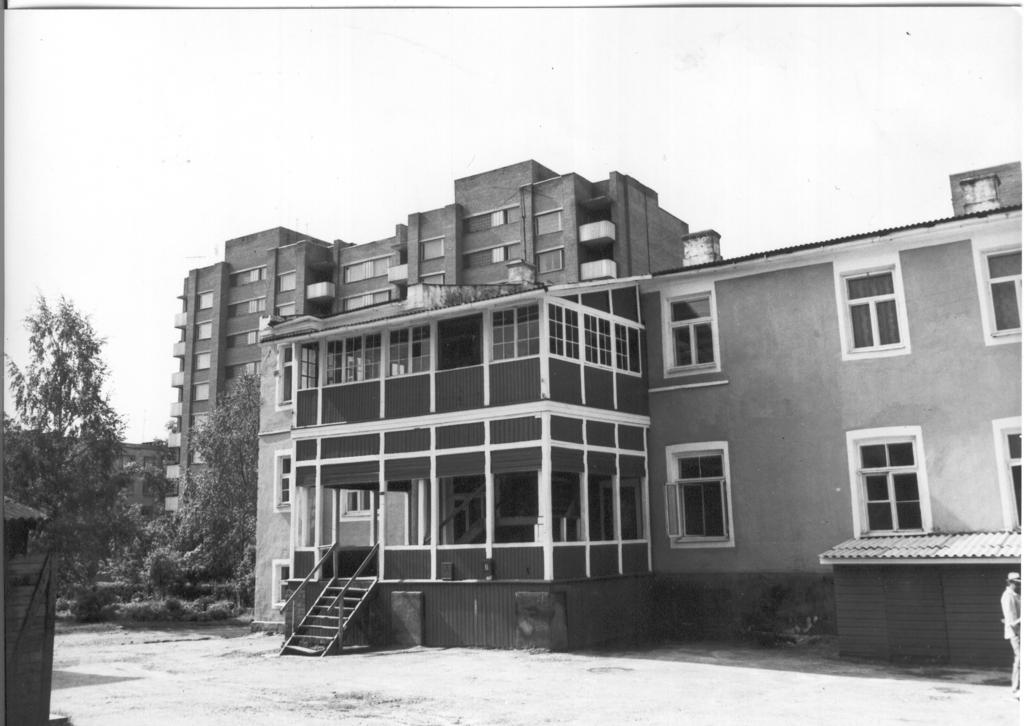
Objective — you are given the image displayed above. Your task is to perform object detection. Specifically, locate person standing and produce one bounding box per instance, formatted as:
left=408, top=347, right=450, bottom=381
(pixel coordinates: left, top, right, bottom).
left=1003, top=571, right=1021, bottom=698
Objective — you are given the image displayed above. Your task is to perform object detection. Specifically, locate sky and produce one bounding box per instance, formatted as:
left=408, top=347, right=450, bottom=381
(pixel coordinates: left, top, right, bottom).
left=4, top=7, right=1021, bottom=442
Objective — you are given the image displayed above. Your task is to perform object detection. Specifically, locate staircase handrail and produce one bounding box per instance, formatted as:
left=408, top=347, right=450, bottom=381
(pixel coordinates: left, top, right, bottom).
left=327, top=541, right=380, bottom=613
left=281, top=541, right=336, bottom=612
left=322, top=542, right=380, bottom=656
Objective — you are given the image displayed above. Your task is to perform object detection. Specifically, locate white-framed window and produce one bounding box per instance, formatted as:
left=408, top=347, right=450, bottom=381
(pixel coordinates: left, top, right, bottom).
left=537, top=248, right=564, bottom=273
left=271, top=559, right=290, bottom=608
left=583, top=313, right=612, bottom=367
left=343, top=257, right=390, bottom=284
left=229, top=297, right=266, bottom=317
left=228, top=330, right=258, bottom=348
left=198, top=291, right=214, bottom=309
left=278, top=345, right=294, bottom=405
left=230, top=267, right=266, bottom=287
left=277, top=271, right=296, bottom=293
left=980, top=248, right=1022, bottom=340
left=846, top=426, right=932, bottom=536
left=548, top=304, right=580, bottom=360
left=388, top=325, right=431, bottom=376
left=197, top=321, right=213, bottom=340
left=534, top=210, right=563, bottom=236
left=420, top=237, right=445, bottom=261
left=492, top=305, right=540, bottom=360
left=615, top=323, right=641, bottom=374
left=194, top=352, right=211, bottom=370
left=276, top=302, right=296, bottom=317
left=297, top=343, right=318, bottom=390
left=665, top=292, right=718, bottom=374
left=664, top=442, right=734, bottom=548
left=421, top=273, right=445, bottom=285
left=325, top=334, right=382, bottom=384
left=993, top=417, right=1022, bottom=529
left=193, top=383, right=209, bottom=402
left=276, top=453, right=292, bottom=508
left=342, top=490, right=373, bottom=517
left=343, top=290, right=390, bottom=311
left=833, top=254, right=911, bottom=360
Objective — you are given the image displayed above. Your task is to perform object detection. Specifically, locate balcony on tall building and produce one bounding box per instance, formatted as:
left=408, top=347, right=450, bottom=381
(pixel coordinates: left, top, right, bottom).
left=580, top=259, right=618, bottom=281
left=171, top=371, right=185, bottom=387
left=387, top=263, right=409, bottom=284
left=166, top=464, right=181, bottom=479
left=174, top=312, right=188, bottom=328
left=170, top=402, right=183, bottom=417
left=578, top=220, right=616, bottom=246
left=172, top=341, right=186, bottom=357
left=306, top=281, right=336, bottom=302
left=167, top=432, right=182, bottom=448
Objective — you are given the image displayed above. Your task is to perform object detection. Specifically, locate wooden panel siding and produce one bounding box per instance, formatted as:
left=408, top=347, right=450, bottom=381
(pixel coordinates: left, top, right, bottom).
left=385, top=374, right=431, bottom=418
left=584, top=367, right=615, bottom=410
left=321, top=434, right=379, bottom=458
left=833, top=567, right=895, bottom=658
left=491, top=447, right=542, bottom=473
left=490, top=358, right=541, bottom=405
left=611, top=286, right=639, bottom=321
left=293, top=550, right=316, bottom=579
left=492, top=546, right=544, bottom=579
left=323, top=381, right=379, bottom=424
left=549, top=359, right=582, bottom=405
left=384, top=549, right=432, bottom=580
left=560, top=575, right=654, bottom=649
left=437, top=422, right=485, bottom=449
left=618, top=425, right=645, bottom=451
left=436, top=366, right=484, bottom=412
left=621, top=542, right=649, bottom=574
left=589, top=544, right=619, bottom=577
left=436, top=452, right=485, bottom=477
left=437, top=547, right=487, bottom=580
left=586, top=421, right=615, bottom=447
left=491, top=417, right=542, bottom=443
left=296, top=389, right=318, bottom=427
left=385, top=428, right=431, bottom=453
left=322, top=460, right=380, bottom=486
left=553, top=546, right=587, bottom=580
left=296, top=439, right=318, bottom=461
left=941, top=566, right=1007, bottom=666
left=295, top=466, right=316, bottom=487
left=883, top=567, right=949, bottom=661
left=616, top=373, right=648, bottom=414
left=551, top=416, right=584, bottom=443
left=551, top=447, right=584, bottom=473
left=385, top=457, right=431, bottom=481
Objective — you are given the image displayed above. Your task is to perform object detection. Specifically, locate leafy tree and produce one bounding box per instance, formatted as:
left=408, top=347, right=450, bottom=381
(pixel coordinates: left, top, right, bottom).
left=4, top=296, right=135, bottom=591
left=176, top=374, right=260, bottom=602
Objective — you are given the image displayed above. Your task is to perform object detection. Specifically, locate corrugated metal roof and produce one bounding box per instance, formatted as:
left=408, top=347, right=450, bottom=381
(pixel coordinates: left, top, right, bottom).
left=655, top=204, right=1022, bottom=278
left=820, top=531, right=1021, bottom=563
left=4, top=497, right=47, bottom=522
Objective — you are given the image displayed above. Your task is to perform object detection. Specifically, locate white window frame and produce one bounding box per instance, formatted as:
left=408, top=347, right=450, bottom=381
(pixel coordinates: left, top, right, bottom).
left=197, top=291, right=214, bottom=310
left=194, top=352, right=211, bottom=370
left=420, top=236, right=445, bottom=261
left=662, top=285, right=721, bottom=378
left=537, top=247, right=564, bottom=274
left=193, top=383, right=209, bottom=402
left=972, top=237, right=1022, bottom=346
left=271, top=558, right=290, bottom=609
left=387, top=325, right=431, bottom=377
left=276, top=344, right=294, bottom=410
left=664, top=441, right=735, bottom=549
left=275, top=451, right=292, bottom=510
left=277, top=270, right=297, bottom=293
left=845, top=426, right=932, bottom=537
left=491, top=304, right=540, bottom=361
left=343, top=256, right=390, bottom=284
left=534, top=209, right=563, bottom=236
left=993, top=416, right=1023, bottom=530
left=197, top=321, right=213, bottom=340
left=341, top=489, right=373, bottom=519
left=833, top=252, right=911, bottom=361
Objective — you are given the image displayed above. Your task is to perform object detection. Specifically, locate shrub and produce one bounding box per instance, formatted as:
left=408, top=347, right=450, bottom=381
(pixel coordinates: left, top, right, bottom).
left=205, top=600, right=235, bottom=620
left=72, top=587, right=119, bottom=623
left=119, top=601, right=163, bottom=621
left=164, top=597, right=183, bottom=614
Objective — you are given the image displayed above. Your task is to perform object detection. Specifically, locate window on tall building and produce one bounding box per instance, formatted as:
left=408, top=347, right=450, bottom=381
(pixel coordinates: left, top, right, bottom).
left=275, top=302, right=296, bottom=317
left=194, top=352, right=211, bottom=370
left=277, top=271, right=296, bottom=293
left=534, top=210, right=563, bottom=236
left=198, top=291, right=214, bottom=309
left=985, top=250, right=1022, bottom=334
left=846, top=427, right=931, bottom=535
left=227, top=361, right=258, bottom=378
left=664, top=443, right=733, bottom=546
left=583, top=314, right=612, bottom=367
left=548, top=304, right=579, bottom=359
left=463, top=244, right=521, bottom=269
left=230, top=267, right=266, bottom=286
left=464, top=207, right=518, bottom=234
left=343, top=257, right=390, bottom=284
left=421, top=273, right=445, bottom=285
left=420, top=238, right=444, bottom=261
left=298, top=343, right=318, bottom=389
left=325, top=334, right=381, bottom=384
left=437, top=315, right=482, bottom=370
left=388, top=326, right=431, bottom=376
left=197, top=321, right=213, bottom=340
left=230, top=298, right=266, bottom=317
left=492, top=305, right=539, bottom=360
left=193, top=383, right=209, bottom=401
left=668, top=294, right=716, bottom=371
left=537, top=248, right=564, bottom=274
left=228, top=330, right=258, bottom=348
left=343, top=290, right=390, bottom=311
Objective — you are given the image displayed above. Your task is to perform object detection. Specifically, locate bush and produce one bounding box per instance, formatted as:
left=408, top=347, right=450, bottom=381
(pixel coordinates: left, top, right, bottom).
left=205, top=600, right=236, bottom=620
left=119, top=601, right=163, bottom=621
left=164, top=597, right=183, bottom=614
left=72, top=587, right=119, bottom=623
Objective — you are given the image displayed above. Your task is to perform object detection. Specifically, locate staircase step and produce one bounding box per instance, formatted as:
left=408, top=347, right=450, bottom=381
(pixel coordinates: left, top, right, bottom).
left=299, top=625, right=337, bottom=635
left=291, top=633, right=334, bottom=643
left=281, top=644, right=323, bottom=656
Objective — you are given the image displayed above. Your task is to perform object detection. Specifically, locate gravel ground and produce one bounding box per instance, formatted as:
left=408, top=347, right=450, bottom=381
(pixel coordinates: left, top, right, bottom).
left=51, top=622, right=1020, bottom=726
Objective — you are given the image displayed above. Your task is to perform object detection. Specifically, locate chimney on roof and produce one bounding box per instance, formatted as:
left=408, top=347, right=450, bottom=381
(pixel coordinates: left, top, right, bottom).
left=680, top=230, right=722, bottom=267
left=949, top=162, right=1022, bottom=216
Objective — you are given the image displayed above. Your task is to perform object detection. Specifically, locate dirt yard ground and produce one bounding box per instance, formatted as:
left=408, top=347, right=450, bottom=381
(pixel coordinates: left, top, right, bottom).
left=51, top=621, right=1019, bottom=726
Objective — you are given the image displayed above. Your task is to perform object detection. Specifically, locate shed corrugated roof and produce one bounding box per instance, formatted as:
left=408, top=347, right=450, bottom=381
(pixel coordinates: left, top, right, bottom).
left=4, top=497, right=47, bottom=522
left=820, top=531, right=1021, bottom=563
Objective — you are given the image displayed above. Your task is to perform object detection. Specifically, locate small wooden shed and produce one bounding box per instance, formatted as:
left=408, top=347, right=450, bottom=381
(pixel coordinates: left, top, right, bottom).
left=821, top=531, right=1021, bottom=666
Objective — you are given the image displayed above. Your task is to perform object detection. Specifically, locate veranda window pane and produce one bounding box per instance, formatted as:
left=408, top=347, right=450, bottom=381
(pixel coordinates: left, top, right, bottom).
left=672, top=299, right=710, bottom=321
left=865, top=475, right=889, bottom=501
left=619, top=478, right=644, bottom=540
left=991, top=281, right=1021, bottom=330
left=389, top=330, right=409, bottom=376
left=682, top=484, right=705, bottom=536
left=867, top=502, right=893, bottom=531
left=850, top=304, right=874, bottom=348
left=893, top=473, right=919, bottom=501
left=876, top=300, right=900, bottom=345
left=494, top=472, right=539, bottom=543
left=887, top=442, right=915, bottom=467
left=673, top=327, right=693, bottom=366
left=895, top=502, right=922, bottom=530
left=588, top=475, right=615, bottom=541
left=1009, top=433, right=1022, bottom=459
left=551, top=472, right=582, bottom=542
left=695, top=323, right=714, bottom=364
left=847, top=273, right=893, bottom=299
left=989, top=251, right=1022, bottom=278
left=860, top=445, right=887, bottom=468
left=703, top=482, right=725, bottom=537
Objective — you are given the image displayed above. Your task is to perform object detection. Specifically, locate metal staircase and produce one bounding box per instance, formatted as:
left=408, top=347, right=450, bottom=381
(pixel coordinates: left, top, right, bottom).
left=280, top=543, right=379, bottom=657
